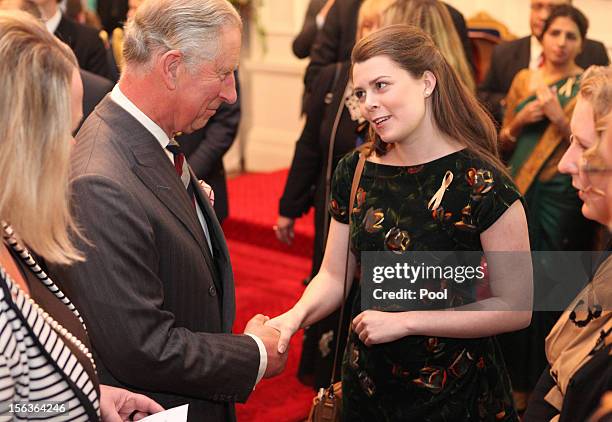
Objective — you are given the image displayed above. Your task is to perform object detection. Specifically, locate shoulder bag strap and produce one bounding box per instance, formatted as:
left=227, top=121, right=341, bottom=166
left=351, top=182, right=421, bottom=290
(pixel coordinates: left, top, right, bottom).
left=328, top=152, right=367, bottom=393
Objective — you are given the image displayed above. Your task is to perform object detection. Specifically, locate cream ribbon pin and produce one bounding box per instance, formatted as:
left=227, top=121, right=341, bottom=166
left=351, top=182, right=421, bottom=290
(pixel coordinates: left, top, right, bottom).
left=427, top=171, right=454, bottom=211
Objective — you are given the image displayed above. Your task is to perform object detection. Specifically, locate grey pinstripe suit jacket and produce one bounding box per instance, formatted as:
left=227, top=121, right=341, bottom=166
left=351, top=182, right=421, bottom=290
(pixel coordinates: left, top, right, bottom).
left=50, top=96, right=260, bottom=422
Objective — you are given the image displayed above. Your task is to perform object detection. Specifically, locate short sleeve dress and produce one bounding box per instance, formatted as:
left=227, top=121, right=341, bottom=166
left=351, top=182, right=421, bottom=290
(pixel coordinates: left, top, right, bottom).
left=329, top=149, right=522, bottom=421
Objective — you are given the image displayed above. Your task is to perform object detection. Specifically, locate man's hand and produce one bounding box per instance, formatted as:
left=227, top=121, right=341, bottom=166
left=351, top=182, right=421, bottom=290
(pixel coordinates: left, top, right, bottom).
left=99, top=385, right=164, bottom=421
left=244, top=314, right=288, bottom=378
left=273, top=216, right=295, bottom=245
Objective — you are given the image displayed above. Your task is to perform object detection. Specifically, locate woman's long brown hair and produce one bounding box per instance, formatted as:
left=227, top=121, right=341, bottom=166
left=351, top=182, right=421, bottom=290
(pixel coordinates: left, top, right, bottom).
left=352, top=24, right=509, bottom=178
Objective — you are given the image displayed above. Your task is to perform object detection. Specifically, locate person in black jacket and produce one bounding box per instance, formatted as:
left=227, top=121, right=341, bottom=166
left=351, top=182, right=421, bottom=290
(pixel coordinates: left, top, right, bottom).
left=292, top=0, right=329, bottom=59
left=479, top=0, right=609, bottom=125
left=34, top=0, right=111, bottom=78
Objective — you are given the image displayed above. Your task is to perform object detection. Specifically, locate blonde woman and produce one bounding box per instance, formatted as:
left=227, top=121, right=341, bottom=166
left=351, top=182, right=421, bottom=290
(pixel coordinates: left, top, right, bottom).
left=523, top=65, right=612, bottom=421
left=0, top=10, right=162, bottom=421
left=381, top=0, right=476, bottom=92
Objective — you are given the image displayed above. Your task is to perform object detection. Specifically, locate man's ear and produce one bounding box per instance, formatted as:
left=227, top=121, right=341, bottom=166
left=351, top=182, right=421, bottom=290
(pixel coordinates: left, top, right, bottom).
left=159, top=50, right=182, bottom=90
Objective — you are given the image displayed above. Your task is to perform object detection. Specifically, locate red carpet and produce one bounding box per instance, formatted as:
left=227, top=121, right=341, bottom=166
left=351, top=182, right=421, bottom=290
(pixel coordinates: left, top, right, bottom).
left=226, top=169, right=315, bottom=421
left=223, top=169, right=314, bottom=258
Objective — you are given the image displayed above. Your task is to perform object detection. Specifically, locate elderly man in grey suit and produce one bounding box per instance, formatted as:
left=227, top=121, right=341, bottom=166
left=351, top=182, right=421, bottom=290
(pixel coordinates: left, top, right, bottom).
left=49, top=0, right=286, bottom=421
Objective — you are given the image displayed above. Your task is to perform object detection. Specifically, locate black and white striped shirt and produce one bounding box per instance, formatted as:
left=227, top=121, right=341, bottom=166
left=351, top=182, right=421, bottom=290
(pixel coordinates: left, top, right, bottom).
left=0, top=226, right=100, bottom=421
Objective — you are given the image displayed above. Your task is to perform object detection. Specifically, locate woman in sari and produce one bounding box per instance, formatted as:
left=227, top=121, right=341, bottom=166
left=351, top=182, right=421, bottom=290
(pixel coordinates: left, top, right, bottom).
left=498, top=4, right=597, bottom=409
left=500, top=4, right=594, bottom=252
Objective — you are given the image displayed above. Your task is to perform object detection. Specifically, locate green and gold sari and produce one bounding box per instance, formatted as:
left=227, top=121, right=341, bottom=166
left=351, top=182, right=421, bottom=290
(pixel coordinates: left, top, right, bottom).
left=504, top=70, right=592, bottom=251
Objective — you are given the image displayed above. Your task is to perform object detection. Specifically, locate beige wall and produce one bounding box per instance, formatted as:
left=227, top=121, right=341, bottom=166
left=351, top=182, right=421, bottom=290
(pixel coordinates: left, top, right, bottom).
left=229, top=0, right=611, bottom=172
left=225, top=0, right=310, bottom=172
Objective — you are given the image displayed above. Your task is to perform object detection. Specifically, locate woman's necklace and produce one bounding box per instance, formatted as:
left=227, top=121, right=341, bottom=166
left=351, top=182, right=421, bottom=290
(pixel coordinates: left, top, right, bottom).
left=1, top=222, right=96, bottom=372
left=7, top=276, right=97, bottom=371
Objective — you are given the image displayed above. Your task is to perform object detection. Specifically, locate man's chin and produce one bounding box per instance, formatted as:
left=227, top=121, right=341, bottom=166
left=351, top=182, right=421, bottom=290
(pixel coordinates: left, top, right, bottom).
left=183, top=119, right=211, bottom=134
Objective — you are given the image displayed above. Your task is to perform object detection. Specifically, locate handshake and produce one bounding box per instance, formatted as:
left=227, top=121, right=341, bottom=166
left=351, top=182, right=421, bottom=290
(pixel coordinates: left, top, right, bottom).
left=243, top=312, right=301, bottom=378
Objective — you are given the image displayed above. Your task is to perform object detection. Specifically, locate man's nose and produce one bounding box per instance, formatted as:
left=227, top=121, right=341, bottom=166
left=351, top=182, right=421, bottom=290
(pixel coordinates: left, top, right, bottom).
left=220, top=72, right=237, bottom=104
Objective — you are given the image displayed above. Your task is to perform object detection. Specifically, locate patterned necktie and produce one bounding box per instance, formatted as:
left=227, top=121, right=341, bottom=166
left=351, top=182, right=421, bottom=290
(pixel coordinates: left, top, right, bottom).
left=166, top=138, right=195, bottom=205
left=166, top=138, right=214, bottom=255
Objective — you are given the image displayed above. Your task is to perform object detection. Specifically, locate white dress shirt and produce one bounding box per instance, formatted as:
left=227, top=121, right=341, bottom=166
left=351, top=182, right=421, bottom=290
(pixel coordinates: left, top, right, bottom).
left=529, top=35, right=543, bottom=70
left=109, top=85, right=267, bottom=386
left=44, top=8, right=62, bottom=34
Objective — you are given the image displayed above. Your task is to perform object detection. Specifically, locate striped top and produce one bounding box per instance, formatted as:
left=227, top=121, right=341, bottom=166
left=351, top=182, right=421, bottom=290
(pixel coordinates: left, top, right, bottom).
left=0, top=225, right=100, bottom=421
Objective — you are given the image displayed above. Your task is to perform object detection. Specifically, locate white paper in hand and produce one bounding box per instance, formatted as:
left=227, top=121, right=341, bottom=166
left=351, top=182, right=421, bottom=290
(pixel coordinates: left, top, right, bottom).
left=139, top=404, right=188, bottom=422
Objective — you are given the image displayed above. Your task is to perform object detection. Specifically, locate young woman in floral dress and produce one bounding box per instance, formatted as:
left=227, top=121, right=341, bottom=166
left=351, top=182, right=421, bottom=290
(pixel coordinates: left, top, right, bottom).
left=269, top=24, right=532, bottom=421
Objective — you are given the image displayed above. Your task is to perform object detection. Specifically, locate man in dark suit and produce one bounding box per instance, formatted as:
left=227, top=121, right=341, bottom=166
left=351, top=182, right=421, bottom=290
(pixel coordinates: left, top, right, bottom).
left=34, top=0, right=111, bottom=78
left=479, top=0, right=609, bottom=124
left=177, top=71, right=241, bottom=223
left=49, top=1, right=286, bottom=421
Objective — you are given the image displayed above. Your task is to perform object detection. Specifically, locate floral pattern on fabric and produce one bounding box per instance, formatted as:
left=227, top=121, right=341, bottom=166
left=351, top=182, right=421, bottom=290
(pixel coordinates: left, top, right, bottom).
left=329, top=149, right=522, bottom=421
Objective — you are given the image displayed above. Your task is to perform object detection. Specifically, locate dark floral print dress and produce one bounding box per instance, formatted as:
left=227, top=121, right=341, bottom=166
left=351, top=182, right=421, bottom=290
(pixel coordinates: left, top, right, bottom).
left=329, top=149, right=522, bottom=421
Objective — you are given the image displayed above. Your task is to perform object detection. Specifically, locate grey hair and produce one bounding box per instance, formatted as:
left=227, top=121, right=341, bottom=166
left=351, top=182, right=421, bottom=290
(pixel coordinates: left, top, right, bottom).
left=123, top=0, right=242, bottom=69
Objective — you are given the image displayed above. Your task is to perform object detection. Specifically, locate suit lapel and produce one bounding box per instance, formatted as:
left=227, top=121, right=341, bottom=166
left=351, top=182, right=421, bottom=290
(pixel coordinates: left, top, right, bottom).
left=94, top=98, right=229, bottom=326
left=54, top=15, right=72, bottom=45
left=95, top=99, right=213, bottom=271
left=131, top=143, right=215, bottom=266
left=190, top=169, right=236, bottom=332
left=516, top=36, right=531, bottom=70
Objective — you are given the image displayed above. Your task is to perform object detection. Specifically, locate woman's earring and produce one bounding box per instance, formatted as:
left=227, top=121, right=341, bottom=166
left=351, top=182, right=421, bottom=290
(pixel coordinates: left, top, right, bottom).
left=424, top=90, right=431, bottom=97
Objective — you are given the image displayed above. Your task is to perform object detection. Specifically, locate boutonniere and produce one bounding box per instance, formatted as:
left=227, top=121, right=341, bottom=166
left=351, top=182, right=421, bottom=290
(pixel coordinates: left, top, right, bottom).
left=198, top=180, right=215, bottom=207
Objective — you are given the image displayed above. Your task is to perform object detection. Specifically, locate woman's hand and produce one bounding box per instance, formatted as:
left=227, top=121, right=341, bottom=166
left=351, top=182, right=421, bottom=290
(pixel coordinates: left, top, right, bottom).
left=265, top=309, right=304, bottom=354
left=99, top=385, right=164, bottom=421
left=515, top=100, right=544, bottom=126
left=352, top=310, right=410, bottom=346
left=537, top=85, right=567, bottom=129
left=274, top=216, right=295, bottom=245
